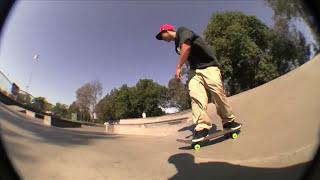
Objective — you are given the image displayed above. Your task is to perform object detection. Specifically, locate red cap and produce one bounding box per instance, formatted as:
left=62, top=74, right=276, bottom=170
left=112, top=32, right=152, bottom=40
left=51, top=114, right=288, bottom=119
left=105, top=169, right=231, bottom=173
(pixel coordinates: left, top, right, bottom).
left=156, top=24, right=175, bottom=40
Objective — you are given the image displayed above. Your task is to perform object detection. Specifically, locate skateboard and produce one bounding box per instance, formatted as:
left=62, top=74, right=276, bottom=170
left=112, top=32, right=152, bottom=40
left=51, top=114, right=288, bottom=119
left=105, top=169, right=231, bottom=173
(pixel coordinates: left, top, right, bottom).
left=176, top=128, right=241, bottom=150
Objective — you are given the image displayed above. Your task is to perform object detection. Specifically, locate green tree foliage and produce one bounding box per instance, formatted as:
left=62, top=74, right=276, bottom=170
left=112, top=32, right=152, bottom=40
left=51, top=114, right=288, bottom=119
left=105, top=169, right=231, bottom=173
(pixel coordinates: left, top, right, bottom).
left=17, top=93, right=32, bottom=105
left=68, top=101, right=80, bottom=114
left=134, top=79, right=167, bottom=117
left=266, top=0, right=320, bottom=52
left=269, top=28, right=310, bottom=73
left=67, top=101, right=91, bottom=121
left=30, top=97, right=51, bottom=112
left=95, top=79, right=167, bottom=122
left=167, top=78, right=190, bottom=111
left=51, top=103, right=69, bottom=118
left=110, top=85, right=133, bottom=120
left=204, top=12, right=310, bottom=95
left=95, top=91, right=116, bottom=123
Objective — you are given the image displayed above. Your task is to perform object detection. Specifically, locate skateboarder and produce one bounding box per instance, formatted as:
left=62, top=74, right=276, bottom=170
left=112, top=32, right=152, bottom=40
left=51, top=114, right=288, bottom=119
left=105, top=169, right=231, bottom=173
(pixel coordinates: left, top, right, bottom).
left=155, top=24, right=241, bottom=142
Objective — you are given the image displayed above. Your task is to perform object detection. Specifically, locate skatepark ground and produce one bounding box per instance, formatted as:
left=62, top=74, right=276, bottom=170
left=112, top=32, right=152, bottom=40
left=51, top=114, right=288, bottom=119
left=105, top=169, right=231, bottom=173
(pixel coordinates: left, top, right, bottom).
left=0, top=54, right=320, bottom=180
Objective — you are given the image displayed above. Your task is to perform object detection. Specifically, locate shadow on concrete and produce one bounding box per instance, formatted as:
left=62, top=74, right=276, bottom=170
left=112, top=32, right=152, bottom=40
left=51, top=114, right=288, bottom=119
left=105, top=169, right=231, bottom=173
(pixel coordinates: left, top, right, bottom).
left=2, top=137, right=35, bottom=163
left=168, top=153, right=308, bottom=180
left=178, top=124, right=196, bottom=133
left=0, top=130, right=21, bottom=180
left=0, top=104, right=120, bottom=148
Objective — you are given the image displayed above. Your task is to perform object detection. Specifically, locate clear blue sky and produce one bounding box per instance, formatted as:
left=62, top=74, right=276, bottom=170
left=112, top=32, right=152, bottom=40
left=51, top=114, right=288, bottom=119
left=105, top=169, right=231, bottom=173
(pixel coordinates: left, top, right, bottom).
left=0, top=0, right=315, bottom=105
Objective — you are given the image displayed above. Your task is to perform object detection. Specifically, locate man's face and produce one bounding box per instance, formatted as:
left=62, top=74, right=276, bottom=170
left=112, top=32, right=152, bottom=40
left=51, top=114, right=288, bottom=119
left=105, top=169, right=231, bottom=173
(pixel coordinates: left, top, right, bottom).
left=161, top=31, right=171, bottom=42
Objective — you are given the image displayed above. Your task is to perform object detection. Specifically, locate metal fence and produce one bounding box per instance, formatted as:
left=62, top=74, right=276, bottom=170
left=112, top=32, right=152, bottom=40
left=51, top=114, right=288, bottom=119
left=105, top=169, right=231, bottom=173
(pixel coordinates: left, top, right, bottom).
left=0, top=70, right=35, bottom=104
left=0, top=71, right=12, bottom=93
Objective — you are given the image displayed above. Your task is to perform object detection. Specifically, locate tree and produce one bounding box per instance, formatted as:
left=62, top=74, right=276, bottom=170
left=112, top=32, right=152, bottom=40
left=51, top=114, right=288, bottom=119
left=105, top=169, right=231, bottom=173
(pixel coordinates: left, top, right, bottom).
left=204, top=12, right=310, bottom=95
left=68, top=101, right=91, bottom=121
left=30, top=97, right=51, bottom=112
left=268, top=28, right=310, bottom=74
left=133, top=79, right=167, bottom=117
left=51, top=103, right=69, bottom=118
left=75, top=80, right=103, bottom=121
left=101, top=85, right=133, bottom=120
left=167, top=77, right=190, bottom=111
left=68, top=101, right=80, bottom=114
left=95, top=90, right=117, bottom=123
left=95, top=79, right=167, bottom=122
left=68, top=101, right=80, bottom=120
left=265, top=0, right=320, bottom=54
left=17, top=92, right=32, bottom=105
left=89, top=80, right=103, bottom=116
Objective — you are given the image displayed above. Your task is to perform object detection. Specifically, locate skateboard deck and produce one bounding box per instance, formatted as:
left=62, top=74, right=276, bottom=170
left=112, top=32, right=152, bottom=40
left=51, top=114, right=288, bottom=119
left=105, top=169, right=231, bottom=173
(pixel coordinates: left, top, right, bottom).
left=177, top=128, right=241, bottom=150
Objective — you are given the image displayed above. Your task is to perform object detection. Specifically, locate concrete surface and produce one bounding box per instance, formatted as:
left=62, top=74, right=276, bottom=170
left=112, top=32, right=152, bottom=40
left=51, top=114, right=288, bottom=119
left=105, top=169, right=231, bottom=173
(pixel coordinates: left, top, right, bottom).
left=106, top=117, right=190, bottom=136
left=5, top=104, right=83, bottom=128
left=0, top=54, right=320, bottom=180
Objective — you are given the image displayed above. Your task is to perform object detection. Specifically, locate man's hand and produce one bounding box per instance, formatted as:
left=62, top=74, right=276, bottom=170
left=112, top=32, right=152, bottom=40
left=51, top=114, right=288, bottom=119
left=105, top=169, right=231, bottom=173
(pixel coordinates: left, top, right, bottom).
left=175, top=66, right=182, bottom=80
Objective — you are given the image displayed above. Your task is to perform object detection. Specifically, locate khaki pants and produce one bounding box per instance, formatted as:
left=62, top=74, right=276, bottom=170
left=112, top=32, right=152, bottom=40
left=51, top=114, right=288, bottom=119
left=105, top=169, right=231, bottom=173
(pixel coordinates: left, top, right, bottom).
left=188, top=66, right=236, bottom=131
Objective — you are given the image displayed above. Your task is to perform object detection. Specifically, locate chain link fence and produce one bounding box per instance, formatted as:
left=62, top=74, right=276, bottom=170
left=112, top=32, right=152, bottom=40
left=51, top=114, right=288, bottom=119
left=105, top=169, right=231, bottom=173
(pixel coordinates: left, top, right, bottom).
left=0, top=70, right=35, bottom=106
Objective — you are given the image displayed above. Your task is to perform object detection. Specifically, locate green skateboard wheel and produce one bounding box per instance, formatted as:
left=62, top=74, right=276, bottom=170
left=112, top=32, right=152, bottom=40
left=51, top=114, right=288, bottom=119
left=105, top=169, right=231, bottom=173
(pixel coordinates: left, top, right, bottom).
left=231, top=133, right=238, bottom=139
left=194, top=144, right=201, bottom=150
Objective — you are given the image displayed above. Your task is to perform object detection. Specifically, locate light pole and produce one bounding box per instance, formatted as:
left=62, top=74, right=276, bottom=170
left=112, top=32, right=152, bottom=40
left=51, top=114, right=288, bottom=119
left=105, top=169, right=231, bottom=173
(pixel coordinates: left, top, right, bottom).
left=26, top=54, right=39, bottom=92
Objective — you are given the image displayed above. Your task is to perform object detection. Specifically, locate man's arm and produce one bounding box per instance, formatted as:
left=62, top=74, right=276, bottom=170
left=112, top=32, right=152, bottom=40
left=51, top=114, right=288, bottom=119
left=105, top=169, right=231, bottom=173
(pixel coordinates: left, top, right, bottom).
left=176, top=41, right=191, bottom=80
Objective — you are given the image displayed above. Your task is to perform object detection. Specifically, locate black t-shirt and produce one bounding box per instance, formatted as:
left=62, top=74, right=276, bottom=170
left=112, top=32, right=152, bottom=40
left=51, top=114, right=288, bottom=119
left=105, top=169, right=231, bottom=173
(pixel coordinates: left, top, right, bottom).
left=175, top=27, right=218, bottom=70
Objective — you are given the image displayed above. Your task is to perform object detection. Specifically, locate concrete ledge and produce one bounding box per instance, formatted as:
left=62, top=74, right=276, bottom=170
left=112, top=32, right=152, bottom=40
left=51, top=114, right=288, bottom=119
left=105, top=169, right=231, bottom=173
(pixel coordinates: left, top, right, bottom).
left=43, top=115, right=51, bottom=126
left=25, top=110, right=35, bottom=118
left=13, top=106, right=81, bottom=128
left=106, top=117, right=190, bottom=136
left=119, top=110, right=191, bottom=125
left=106, top=124, right=173, bottom=136
left=51, top=117, right=82, bottom=128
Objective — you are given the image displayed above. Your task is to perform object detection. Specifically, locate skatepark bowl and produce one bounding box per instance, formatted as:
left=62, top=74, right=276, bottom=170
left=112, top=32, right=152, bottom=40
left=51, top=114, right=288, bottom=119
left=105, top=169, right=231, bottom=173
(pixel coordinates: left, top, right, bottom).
left=0, top=54, right=319, bottom=179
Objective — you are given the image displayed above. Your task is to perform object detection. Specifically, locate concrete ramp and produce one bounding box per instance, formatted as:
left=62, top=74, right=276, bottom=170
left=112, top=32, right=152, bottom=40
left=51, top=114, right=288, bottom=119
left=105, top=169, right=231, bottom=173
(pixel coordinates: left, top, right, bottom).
left=188, top=54, right=320, bottom=167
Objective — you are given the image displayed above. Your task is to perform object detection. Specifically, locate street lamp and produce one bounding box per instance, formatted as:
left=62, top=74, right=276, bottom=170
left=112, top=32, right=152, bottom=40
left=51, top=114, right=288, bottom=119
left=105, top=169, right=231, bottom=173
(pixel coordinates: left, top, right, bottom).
left=26, top=54, right=39, bottom=91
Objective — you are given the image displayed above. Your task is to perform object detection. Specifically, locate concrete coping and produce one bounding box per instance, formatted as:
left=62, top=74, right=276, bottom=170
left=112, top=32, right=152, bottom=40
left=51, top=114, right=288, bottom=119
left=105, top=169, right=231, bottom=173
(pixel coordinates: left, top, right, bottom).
left=118, top=110, right=191, bottom=125
left=111, top=117, right=190, bottom=126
